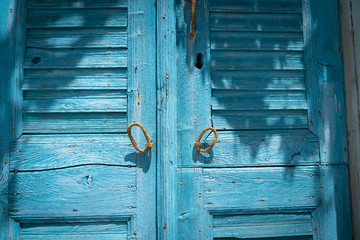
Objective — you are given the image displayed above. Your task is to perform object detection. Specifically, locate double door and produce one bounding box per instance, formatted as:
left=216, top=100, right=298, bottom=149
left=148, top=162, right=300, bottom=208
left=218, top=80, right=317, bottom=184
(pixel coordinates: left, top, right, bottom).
left=8, top=0, right=351, bottom=239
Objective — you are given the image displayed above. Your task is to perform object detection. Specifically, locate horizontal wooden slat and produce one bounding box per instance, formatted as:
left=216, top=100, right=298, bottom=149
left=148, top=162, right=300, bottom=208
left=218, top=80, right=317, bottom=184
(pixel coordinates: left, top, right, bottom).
left=21, top=222, right=127, bottom=240
left=26, top=28, right=127, bottom=49
left=210, top=32, right=303, bottom=51
left=21, top=234, right=126, bottom=240
left=9, top=166, right=135, bottom=218
left=23, top=69, right=127, bottom=90
left=23, top=113, right=127, bottom=133
left=210, top=13, right=302, bottom=32
left=213, top=213, right=312, bottom=239
left=28, top=0, right=127, bottom=9
left=211, top=70, right=305, bottom=90
left=180, top=130, right=319, bottom=167
left=212, top=110, right=308, bottom=130
left=23, top=90, right=127, bottom=113
left=212, top=90, right=307, bottom=110
left=203, top=166, right=320, bottom=210
left=27, top=9, right=127, bottom=28
left=24, top=48, right=127, bottom=69
left=211, top=51, right=304, bottom=70
left=11, top=134, right=137, bottom=171
left=209, top=0, right=302, bottom=13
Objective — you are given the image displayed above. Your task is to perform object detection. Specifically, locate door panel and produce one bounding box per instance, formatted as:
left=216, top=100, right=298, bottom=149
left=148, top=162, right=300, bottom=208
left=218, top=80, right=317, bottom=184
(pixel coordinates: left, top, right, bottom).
left=176, top=0, right=322, bottom=239
left=9, top=0, right=156, bottom=239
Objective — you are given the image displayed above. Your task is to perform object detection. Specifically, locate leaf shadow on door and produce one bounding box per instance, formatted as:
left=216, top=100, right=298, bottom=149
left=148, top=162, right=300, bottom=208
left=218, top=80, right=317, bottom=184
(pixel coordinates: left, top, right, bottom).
left=176, top=0, right=320, bottom=181
left=23, top=0, right=128, bottom=135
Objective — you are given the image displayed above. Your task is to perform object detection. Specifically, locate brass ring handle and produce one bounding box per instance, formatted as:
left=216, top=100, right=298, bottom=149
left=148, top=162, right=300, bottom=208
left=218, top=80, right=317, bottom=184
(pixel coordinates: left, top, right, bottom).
left=127, top=122, right=153, bottom=153
left=194, top=127, right=218, bottom=153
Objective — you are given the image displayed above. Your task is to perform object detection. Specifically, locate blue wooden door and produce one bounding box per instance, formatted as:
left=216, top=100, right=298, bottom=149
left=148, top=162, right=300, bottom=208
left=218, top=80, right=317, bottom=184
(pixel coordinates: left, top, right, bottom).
left=168, top=0, right=352, bottom=239
left=4, top=0, right=352, bottom=239
left=8, top=0, right=156, bottom=239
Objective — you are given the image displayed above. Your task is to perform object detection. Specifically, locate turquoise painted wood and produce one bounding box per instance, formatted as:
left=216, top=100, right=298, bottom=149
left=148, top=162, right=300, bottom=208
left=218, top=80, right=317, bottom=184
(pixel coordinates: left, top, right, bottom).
left=1, top=0, right=352, bottom=239
left=3, top=0, right=157, bottom=239
left=175, top=0, right=352, bottom=239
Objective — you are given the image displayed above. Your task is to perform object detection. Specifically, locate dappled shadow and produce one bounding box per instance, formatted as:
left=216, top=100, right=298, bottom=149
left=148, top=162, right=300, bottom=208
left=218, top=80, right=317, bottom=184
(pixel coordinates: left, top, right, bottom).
left=175, top=0, right=314, bottom=170
left=22, top=0, right=128, bottom=134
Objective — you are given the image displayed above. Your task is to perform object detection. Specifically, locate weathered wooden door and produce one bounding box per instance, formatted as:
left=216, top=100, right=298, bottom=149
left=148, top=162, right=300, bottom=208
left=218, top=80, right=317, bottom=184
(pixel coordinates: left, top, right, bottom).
left=4, top=0, right=353, bottom=239
left=165, top=0, right=352, bottom=239
left=8, top=0, right=156, bottom=239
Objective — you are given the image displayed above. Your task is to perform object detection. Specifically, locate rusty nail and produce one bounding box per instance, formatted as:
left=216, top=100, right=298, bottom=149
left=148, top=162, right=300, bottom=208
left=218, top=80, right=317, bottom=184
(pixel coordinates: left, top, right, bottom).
left=309, top=173, right=313, bottom=177
left=162, top=14, right=166, bottom=19
left=2, top=209, right=6, bottom=213
left=260, top=200, right=264, bottom=203
left=180, top=181, right=183, bottom=185
left=232, top=181, right=235, bottom=184
left=16, top=149, right=20, bottom=153
left=70, top=145, right=74, bottom=148
left=10, top=8, right=13, bottom=13
left=309, top=196, right=313, bottom=199
left=163, top=224, right=167, bottom=229
left=199, top=193, right=202, bottom=197
left=4, top=159, right=8, bottom=164
left=129, top=206, right=133, bottom=209
left=199, top=228, right=202, bottom=232
left=90, top=139, right=93, bottom=142
left=134, top=231, right=136, bottom=235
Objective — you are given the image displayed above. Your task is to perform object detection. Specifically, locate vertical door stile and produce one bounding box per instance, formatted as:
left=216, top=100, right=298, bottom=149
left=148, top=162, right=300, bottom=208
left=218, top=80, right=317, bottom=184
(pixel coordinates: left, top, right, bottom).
left=156, top=0, right=179, bottom=239
left=302, top=0, right=352, bottom=239
left=128, top=0, right=157, bottom=239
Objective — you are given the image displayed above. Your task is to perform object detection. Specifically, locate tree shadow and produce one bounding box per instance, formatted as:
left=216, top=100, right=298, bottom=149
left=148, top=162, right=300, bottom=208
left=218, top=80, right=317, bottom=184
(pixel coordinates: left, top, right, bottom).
left=175, top=0, right=318, bottom=181
left=22, top=0, right=128, bottom=134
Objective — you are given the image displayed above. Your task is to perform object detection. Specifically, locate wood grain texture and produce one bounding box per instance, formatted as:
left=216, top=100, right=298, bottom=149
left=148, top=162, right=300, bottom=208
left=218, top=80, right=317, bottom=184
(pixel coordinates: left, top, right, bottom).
left=211, top=32, right=304, bottom=51
left=213, top=213, right=313, bottom=239
left=212, top=90, right=307, bottom=110
left=303, top=0, right=352, bottom=237
left=212, top=110, right=308, bottom=130
left=24, top=48, right=127, bottom=69
left=23, top=69, right=127, bottom=90
left=20, top=222, right=128, bottom=240
left=211, top=70, right=306, bottom=90
left=11, top=134, right=136, bottom=171
left=211, top=51, right=304, bottom=70
left=23, top=113, right=127, bottom=134
left=28, top=0, right=127, bottom=9
left=1, top=0, right=26, bottom=238
left=210, top=13, right=302, bottom=32
left=9, top=165, right=136, bottom=219
left=203, top=166, right=320, bottom=210
left=26, top=28, right=127, bottom=49
left=209, top=0, right=302, bottom=13
left=27, top=9, right=127, bottom=28
left=156, top=0, right=179, bottom=238
left=178, top=168, right=212, bottom=239
left=339, top=0, right=360, bottom=238
left=23, top=90, right=127, bottom=113
left=127, top=0, right=157, bottom=238
left=181, top=130, right=319, bottom=167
